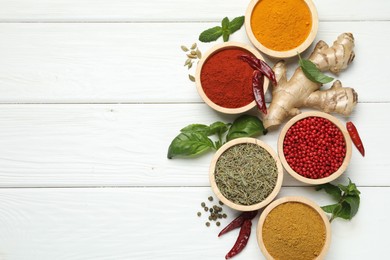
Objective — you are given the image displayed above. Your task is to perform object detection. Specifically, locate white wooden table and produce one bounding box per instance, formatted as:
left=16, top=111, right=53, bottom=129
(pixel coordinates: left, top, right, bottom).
left=0, top=0, right=389, bottom=259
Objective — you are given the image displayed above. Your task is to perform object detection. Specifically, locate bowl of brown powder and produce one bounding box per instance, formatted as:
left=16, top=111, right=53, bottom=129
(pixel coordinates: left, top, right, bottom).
left=257, top=196, right=331, bottom=259
left=209, top=137, right=283, bottom=211
left=245, top=0, right=319, bottom=59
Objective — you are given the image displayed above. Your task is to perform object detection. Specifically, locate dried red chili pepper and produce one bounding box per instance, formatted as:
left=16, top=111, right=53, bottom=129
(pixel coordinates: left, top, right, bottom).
left=225, top=219, right=252, bottom=259
left=218, top=210, right=258, bottom=237
left=240, top=55, right=277, bottom=86
left=346, top=121, right=365, bottom=157
left=252, top=70, right=267, bottom=114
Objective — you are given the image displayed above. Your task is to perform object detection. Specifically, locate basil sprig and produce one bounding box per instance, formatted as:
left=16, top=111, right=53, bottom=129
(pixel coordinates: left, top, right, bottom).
left=167, top=115, right=266, bottom=159
left=316, top=178, right=361, bottom=222
left=298, top=53, right=334, bottom=84
left=199, top=16, right=245, bottom=43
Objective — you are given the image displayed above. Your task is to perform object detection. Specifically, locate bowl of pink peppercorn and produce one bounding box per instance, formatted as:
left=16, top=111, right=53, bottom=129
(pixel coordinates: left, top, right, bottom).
left=277, top=111, right=352, bottom=185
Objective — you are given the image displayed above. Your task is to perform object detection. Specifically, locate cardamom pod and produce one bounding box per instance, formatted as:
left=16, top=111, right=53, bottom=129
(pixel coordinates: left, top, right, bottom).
left=187, top=54, right=197, bottom=59
left=190, top=43, right=197, bottom=50
left=190, top=50, right=197, bottom=55
left=189, top=74, right=195, bottom=82
left=184, top=59, right=192, bottom=66
left=181, top=45, right=189, bottom=52
left=188, top=62, right=193, bottom=69
left=196, top=49, right=202, bottom=59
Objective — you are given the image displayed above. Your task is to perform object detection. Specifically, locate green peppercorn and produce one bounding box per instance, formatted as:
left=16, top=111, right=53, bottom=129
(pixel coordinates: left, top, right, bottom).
left=223, top=214, right=227, bottom=218
left=204, top=207, right=208, bottom=212
left=209, top=208, right=213, bottom=213
left=201, top=202, right=206, bottom=207
left=208, top=216, right=212, bottom=221
left=206, top=222, right=210, bottom=227
left=197, top=212, right=201, bottom=217
left=218, top=214, right=223, bottom=219
left=208, top=196, right=213, bottom=201
left=216, top=222, right=221, bottom=226
left=219, top=201, right=224, bottom=206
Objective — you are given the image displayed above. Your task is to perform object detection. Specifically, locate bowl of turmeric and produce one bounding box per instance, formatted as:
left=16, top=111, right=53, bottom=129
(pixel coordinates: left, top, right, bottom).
left=257, top=196, right=331, bottom=259
left=245, top=0, right=319, bottom=59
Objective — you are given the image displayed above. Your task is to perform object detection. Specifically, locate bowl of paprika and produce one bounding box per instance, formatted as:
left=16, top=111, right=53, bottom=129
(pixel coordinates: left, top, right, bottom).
left=195, top=42, right=270, bottom=114
left=245, top=0, right=319, bottom=59
left=277, top=111, right=352, bottom=185
left=257, top=196, right=331, bottom=259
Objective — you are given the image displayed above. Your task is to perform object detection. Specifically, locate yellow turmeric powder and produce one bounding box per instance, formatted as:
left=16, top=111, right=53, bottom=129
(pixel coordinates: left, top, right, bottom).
left=262, top=202, right=326, bottom=260
left=250, top=0, right=312, bottom=51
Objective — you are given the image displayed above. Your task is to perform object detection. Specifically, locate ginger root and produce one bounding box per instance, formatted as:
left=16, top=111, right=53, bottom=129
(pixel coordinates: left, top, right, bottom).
left=263, top=33, right=358, bottom=129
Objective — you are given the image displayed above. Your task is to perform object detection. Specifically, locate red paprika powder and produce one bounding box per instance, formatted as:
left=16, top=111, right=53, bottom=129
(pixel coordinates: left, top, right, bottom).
left=200, top=48, right=254, bottom=108
left=283, top=117, right=346, bottom=179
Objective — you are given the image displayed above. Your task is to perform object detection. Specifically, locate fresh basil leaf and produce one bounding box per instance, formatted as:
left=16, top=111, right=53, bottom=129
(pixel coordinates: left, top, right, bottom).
left=298, top=53, right=334, bottom=84
left=227, top=115, right=266, bottom=141
left=321, top=204, right=339, bottom=214
left=199, top=26, right=223, bottom=43
left=167, top=132, right=214, bottom=159
left=209, top=122, right=229, bottom=136
left=316, top=183, right=342, bottom=201
left=229, top=16, right=245, bottom=33
left=221, top=17, right=229, bottom=31
left=180, top=124, right=210, bottom=135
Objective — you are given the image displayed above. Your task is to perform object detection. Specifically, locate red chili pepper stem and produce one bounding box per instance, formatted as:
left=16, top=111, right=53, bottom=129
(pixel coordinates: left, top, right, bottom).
left=225, top=219, right=252, bottom=259
left=218, top=210, right=258, bottom=237
left=239, top=55, right=277, bottom=86
left=346, top=121, right=365, bottom=157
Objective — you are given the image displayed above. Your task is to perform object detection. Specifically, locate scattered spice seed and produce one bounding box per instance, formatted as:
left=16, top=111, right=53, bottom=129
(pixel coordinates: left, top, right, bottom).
left=187, top=53, right=197, bottom=59
left=219, top=201, right=224, bottom=206
left=196, top=48, right=202, bottom=59
left=210, top=208, right=213, bottom=213
left=216, top=222, right=221, bottom=226
left=190, top=50, right=197, bottom=55
left=206, top=222, right=210, bottom=227
left=190, top=43, right=197, bottom=50
left=197, top=212, right=201, bottom=217
left=184, top=59, right=191, bottom=66
left=223, top=214, right=227, bottom=218
left=189, top=74, right=195, bottom=82
left=181, top=45, right=189, bottom=52
left=208, top=216, right=212, bottom=221
left=204, top=207, right=209, bottom=212
left=201, top=202, right=206, bottom=207
left=208, top=196, right=213, bottom=201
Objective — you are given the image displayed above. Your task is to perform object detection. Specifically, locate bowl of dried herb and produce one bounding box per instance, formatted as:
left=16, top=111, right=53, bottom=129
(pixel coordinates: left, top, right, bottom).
left=257, top=196, right=331, bottom=259
left=209, top=137, right=283, bottom=211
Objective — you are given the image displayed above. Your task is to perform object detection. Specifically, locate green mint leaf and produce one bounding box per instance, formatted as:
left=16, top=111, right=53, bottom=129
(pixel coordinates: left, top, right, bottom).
left=227, top=115, right=266, bottom=141
left=222, top=31, right=230, bottom=42
left=199, top=26, right=223, bottom=43
left=221, top=17, right=230, bottom=31
left=343, top=195, right=360, bottom=219
left=228, top=16, right=245, bottom=33
left=180, top=124, right=210, bottom=135
left=209, top=122, right=230, bottom=136
left=321, top=204, right=339, bottom=214
left=316, top=183, right=342, bottom=201
left=167, top=132, right=214, bottom=159
left=298, top=53, right=334, bottom=84
left=346, top=178, right=361, bottom=196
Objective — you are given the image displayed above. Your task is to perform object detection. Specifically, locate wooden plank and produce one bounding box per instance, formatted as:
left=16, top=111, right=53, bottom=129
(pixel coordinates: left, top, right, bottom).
left=0, top=0, right=388, bottom=22
left=0, top=103, right=384, bottom=187
left=0, top=21, right=387, bottom=103
left=0, top=187, right=387, bottom=259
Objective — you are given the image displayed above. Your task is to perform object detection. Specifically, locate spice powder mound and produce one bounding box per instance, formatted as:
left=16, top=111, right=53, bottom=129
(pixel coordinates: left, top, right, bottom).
left=262, top=202, right=326, bottom=260
left=200, top=48, right=254, bottom=108
left=214, top=143, right=277, bottom=206
left=250, top=0, right=312, bottom=51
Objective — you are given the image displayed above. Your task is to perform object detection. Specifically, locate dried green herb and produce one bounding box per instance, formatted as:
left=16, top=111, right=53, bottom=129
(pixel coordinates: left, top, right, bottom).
left=215, top=143, right=277, bottom=205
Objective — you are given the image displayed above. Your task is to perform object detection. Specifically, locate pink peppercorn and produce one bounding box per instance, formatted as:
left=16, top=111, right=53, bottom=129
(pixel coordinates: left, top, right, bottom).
left=283, top=117, right=346, bottom=179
